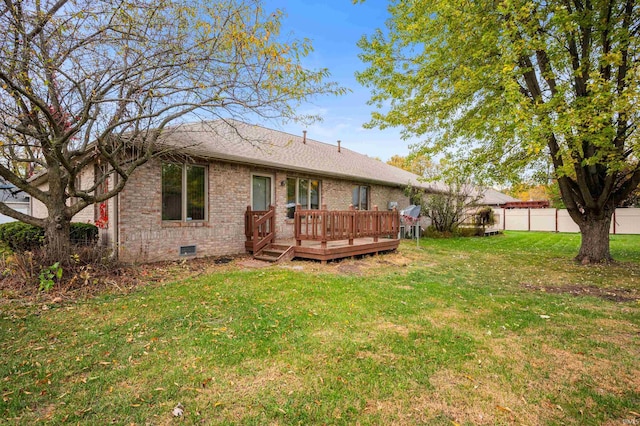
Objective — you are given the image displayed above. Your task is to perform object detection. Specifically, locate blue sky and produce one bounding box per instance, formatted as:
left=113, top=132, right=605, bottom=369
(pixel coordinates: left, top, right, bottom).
left=260, top=0, right=414, bottom=162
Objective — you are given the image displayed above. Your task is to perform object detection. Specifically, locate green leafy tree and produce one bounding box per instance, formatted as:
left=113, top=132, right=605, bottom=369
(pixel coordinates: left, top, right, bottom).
left=423, top=182, right=483, bottom=234
left=0, top=0, right=343, bottom=262
left=405, top=159, right=485, bottom=234
left=357, top=0, right=640, bottom=263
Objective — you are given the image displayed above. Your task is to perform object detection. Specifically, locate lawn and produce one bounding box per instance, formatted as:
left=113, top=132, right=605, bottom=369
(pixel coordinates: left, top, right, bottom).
left=1, top=232, right=639, bottom=425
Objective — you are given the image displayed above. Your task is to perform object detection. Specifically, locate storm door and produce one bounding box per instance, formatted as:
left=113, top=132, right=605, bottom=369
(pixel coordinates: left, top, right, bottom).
left=252, top=175, right=272, bottom=211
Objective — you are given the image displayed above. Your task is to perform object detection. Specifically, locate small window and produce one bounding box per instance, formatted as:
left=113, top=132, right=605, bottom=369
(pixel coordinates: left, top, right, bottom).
left=162, top=163, right=206, bottom=221
left=287, top=178, right=321, bottom=218
left=352, top=185, right=369, bottom=210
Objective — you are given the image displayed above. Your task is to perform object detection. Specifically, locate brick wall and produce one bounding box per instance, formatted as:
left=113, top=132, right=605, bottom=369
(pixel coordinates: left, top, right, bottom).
left=116, top=158, right=412, bottom=262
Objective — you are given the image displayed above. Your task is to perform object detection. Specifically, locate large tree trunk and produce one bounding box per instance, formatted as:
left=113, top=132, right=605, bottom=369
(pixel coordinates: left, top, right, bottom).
left=575, top=212, right=613, bottom=264
left=44, top=205, right=72, bottom=265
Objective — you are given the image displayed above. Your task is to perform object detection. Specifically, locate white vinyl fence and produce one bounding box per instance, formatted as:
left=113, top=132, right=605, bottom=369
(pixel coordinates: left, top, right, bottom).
left=492, top=207, right=640, bottom=235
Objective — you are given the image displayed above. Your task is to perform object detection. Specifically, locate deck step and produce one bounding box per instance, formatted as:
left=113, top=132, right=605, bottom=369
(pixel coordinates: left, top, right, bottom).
left=254, top=254, right=280, bottom=262
left=262, top=248, right=286, bottom=257
left=253, top=244, right=294, bottom=263
left=269, top=244, right=291, bottom=251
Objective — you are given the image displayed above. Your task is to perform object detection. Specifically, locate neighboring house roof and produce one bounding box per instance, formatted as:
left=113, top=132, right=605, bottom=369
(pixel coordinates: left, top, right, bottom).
left=160, top=120, right=448, bottom=192
left=480, top=188, right=518, bottom=206
left=0, top=178, right=29, bottom=203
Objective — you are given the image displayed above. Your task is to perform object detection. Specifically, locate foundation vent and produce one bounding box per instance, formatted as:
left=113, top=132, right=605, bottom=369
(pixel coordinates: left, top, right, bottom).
left=179, top=245, right=197, bottom=256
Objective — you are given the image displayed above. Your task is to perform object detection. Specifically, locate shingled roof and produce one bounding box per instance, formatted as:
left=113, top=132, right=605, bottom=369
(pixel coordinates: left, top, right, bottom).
left=480, top=188, right=518, bottom=206
left=160, top=120, right=447, bottom=192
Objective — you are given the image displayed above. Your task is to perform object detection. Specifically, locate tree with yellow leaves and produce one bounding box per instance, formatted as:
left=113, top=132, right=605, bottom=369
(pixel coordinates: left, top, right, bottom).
left=0, top=0, right=344, bottom=261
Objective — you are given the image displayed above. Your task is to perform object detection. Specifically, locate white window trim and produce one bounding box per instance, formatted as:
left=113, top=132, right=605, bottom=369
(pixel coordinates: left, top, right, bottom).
left=162, top=163, right=208, bottom=222
left=353, top=185, right=370, bottom=210
left=286, top=177, right=322, bottom=219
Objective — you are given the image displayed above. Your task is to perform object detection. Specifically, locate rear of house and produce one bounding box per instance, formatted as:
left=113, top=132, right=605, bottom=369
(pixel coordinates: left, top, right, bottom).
left=33, top=120, right=434, bottom=262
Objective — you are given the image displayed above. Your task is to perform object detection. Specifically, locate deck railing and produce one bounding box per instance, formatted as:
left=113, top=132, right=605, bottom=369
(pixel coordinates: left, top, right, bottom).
left=245, top=205, right=275, bottom=253
left=295, top=205, right=400, bottom=248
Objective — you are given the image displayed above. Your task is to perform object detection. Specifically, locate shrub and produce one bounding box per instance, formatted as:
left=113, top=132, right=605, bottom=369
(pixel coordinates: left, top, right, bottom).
left=0, top=222, right=104, bottom=292
left=0, top=222, right=44, bottom=252
left=424, top=224, right=487, bottom=238
left=454, top=227, right=483, bottom=237
left=423, top=225, right=453, bottom=239
left=0, top=222, right=99, bottom=252
left=70, top=223, right=99, bottom=245
left=2, top=244, right=114, bottom=291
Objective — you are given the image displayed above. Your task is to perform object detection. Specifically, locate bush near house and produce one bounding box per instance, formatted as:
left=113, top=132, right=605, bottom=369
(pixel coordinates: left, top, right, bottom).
left=0, top=222, right=44, bottom=252
left=0, top=222, right=98, bottom=252
left=69, top=223, right=99, bottom=246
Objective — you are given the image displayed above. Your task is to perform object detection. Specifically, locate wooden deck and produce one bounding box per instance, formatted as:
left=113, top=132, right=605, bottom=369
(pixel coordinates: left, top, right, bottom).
left=275, top=237, right=400, bottom=262
left=245, top=204, right=401, bottom=263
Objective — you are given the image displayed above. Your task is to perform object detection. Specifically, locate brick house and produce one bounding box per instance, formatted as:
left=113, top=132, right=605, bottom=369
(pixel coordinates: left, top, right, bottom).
left=33, top=120, right=438, bottom=262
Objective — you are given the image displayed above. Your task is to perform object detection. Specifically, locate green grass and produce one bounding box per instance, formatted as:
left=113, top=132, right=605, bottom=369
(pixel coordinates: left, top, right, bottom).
left=1, top=231, right=639, bottom=425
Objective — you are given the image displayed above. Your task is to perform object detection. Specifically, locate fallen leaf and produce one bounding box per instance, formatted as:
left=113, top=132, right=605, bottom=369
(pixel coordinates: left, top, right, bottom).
left=172, top=403, right=184, bottom=417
